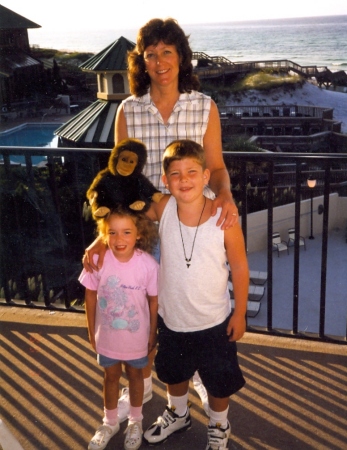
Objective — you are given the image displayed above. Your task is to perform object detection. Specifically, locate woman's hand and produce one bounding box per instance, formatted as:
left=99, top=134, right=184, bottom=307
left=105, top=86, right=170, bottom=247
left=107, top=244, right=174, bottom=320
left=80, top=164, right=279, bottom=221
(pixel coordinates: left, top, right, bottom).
left=211, top=188, right=239, bottom=230
left=82, top=237, right=107, bottom=272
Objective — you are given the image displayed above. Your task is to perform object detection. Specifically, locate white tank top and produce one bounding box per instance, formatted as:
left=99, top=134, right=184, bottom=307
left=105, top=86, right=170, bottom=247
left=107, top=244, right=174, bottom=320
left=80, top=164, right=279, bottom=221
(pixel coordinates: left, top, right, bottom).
left=158, top=196, right=231, bottom=332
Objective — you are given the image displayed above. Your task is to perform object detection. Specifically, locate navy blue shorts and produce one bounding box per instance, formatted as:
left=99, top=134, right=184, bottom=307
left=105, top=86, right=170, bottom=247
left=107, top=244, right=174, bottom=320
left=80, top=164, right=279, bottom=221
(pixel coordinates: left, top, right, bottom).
left=155, top=315, right=245, bottom=398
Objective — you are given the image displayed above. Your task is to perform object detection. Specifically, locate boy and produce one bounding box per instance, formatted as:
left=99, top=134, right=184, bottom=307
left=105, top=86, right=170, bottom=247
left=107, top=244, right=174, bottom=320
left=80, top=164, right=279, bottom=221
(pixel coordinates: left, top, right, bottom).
left=145, top=139, right=249, bottom=449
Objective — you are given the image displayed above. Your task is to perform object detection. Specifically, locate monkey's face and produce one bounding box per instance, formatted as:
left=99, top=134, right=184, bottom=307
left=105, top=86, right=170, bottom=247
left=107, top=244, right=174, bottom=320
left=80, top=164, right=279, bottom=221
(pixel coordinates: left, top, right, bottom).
left=116, top=150, right=138, bottom=176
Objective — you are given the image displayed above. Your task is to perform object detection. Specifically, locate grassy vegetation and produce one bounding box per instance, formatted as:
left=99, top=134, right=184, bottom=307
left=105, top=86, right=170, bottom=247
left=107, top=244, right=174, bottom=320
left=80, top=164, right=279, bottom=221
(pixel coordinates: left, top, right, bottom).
left=31, top=47, right=94, bottom=64
left=202, top=69, right=305, bottom=101
left=231, top=69, right=304, bottom=92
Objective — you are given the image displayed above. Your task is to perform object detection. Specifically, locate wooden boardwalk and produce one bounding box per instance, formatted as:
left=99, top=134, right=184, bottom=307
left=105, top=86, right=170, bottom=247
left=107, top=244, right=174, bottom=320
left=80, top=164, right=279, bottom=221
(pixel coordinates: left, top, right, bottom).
left=192, top=52, right=347, bottom=88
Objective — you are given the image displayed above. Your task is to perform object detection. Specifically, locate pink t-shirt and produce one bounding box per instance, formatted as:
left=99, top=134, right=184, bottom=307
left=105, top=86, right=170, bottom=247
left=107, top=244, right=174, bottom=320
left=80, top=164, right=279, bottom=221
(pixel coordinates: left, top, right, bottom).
left=79, top=249, right=158, bottom=360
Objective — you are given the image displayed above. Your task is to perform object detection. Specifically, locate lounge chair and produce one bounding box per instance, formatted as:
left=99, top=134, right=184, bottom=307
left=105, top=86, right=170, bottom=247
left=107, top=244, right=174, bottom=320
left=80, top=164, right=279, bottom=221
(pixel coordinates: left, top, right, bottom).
left=230, top=299, right=261, bottom=318
left=249, top=270, right=268, bottom=285
left=272, top=232, right=289, bottom=257
left=228, top=281, right=265, bottom=302
left=287, top=228, right=306, bottom=250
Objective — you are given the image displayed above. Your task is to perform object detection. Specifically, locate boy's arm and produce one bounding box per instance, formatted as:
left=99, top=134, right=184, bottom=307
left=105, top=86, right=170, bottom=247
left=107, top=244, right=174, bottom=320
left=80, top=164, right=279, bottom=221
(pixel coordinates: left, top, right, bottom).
left=147, top=294, right=158, bottom=354
left=84, top=288, right=97, bottom=351
left=224, top=223, right=249, bottom=341
left=145, top=194, right=170, bottom=222
left=83, top=238, right=107, bottom=272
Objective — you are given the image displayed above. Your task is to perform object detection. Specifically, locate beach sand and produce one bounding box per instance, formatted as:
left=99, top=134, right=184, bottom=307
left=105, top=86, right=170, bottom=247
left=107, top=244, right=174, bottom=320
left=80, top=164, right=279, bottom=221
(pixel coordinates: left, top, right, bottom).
left=226, top=81, right=347, bottom=134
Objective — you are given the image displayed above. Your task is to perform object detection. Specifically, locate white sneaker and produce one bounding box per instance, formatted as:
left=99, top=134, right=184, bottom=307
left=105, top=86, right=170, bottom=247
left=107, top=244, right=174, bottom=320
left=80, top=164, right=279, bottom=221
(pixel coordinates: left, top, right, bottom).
left=118, top=387, right=153, bottom=423
left=124, top=421, right=143, bottom=450
left=193, top=378, right=209, bottom=417
left=88, top=423, right=120, bottom=450
left=144, top=406, right=191, bottom=444
left=205, top=421, right=231, bottom=450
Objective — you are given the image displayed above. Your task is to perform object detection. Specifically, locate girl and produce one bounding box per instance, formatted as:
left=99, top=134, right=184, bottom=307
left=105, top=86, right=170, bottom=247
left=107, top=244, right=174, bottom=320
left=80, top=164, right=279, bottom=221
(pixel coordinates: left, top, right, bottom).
left=79, top=207, right=159, bottom=450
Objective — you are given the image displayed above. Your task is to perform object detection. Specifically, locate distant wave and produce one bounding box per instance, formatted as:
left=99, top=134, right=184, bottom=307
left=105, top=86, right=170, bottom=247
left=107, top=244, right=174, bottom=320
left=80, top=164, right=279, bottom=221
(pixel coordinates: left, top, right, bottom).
left=28, top=15, right=347, bottom=72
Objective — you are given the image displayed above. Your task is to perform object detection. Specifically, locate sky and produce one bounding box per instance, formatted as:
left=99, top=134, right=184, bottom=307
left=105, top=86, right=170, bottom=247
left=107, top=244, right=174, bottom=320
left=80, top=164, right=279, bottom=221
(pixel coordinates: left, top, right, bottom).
left=3, top=0, right=347, bottom=31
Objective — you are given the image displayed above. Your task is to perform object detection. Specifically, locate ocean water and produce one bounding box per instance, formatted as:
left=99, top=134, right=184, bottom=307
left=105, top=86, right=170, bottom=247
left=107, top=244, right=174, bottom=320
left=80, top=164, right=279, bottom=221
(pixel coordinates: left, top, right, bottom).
left=28, top=15, right=347, bottom=72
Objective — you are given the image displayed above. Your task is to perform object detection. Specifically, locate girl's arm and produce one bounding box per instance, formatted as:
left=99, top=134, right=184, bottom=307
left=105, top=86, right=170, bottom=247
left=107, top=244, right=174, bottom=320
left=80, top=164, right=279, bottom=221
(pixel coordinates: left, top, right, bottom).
left=224, top=223, right=249, bottom=341
left=85, top=288, right=97, bottom=351
left=147, top=294, right=158, bottom=354
left=203, top=100, right=239, bottom=230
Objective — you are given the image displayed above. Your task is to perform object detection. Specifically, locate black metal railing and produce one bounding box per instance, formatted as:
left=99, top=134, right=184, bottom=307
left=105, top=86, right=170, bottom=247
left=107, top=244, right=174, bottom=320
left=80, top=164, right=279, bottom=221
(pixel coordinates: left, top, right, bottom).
left=1, top=146, right=346, bottom=343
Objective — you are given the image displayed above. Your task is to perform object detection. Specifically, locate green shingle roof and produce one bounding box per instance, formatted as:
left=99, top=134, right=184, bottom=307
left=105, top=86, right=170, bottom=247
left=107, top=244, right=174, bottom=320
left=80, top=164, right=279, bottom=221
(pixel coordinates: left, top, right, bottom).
left=79, top=36, right=135, bottom=72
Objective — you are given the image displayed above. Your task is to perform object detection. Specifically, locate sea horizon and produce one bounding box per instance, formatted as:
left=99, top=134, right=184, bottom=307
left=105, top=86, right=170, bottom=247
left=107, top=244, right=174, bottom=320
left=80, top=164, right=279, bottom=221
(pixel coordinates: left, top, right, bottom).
left=28, top=15, right=347, bottom=72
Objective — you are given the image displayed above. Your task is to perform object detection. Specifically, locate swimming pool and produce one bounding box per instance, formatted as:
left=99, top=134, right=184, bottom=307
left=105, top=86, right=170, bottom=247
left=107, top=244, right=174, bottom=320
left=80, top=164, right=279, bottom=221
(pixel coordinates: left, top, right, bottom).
left=0, top=123, right=62, bottom=165
left=0, top=123, right=61, bottom=147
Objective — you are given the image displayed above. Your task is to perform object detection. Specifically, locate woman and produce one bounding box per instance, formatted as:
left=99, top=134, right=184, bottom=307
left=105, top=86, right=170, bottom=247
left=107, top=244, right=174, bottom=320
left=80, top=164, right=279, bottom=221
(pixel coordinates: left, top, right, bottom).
left=84, top=17, right=239, bottom=425
left=115, top=18, right=237, bottom=225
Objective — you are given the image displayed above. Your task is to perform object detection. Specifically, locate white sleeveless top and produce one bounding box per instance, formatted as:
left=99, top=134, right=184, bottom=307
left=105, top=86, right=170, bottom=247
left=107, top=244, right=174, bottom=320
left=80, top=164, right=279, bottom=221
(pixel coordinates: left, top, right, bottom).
left=158, top=196, right=231, bottom=332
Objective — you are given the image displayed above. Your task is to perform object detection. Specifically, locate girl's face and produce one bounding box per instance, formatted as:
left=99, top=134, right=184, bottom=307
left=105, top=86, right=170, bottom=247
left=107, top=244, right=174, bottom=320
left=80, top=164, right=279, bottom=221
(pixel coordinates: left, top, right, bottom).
left=143, top=41, right=180, bottom=89
left=105, top=215, right=140, bottom=262
left=162, top=158, right=210, bottom=203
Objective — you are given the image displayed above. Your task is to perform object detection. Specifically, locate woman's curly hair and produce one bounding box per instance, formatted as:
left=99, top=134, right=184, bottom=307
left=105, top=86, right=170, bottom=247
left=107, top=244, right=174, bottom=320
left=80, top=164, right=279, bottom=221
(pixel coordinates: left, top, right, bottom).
left=128, top=18, right=200, bottom=97
left=97, top=207, right=158, bottom=254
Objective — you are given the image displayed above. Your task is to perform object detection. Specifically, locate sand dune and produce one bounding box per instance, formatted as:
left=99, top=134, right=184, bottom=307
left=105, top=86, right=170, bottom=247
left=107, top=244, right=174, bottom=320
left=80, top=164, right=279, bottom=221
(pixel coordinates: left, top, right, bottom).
left=226, top=81, right=347, bottom=133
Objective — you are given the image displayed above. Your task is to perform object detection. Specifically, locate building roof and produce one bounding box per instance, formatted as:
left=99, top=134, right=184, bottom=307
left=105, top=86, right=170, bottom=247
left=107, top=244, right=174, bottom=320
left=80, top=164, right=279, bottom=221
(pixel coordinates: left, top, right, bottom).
left=79, top=36, right=135, bottom=72
left=55, top=100, right=119, bottom=147
left=0, top=48, right=41, bottom=76
left=0, top=5, right=41, bottom=30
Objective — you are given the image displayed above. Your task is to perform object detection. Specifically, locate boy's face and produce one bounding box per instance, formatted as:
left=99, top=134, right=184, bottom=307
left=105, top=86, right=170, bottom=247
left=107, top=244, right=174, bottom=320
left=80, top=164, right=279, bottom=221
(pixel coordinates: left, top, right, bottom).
left=162, top=158, right=210, bottom=202
left=106, top=215, right=139, bottom=262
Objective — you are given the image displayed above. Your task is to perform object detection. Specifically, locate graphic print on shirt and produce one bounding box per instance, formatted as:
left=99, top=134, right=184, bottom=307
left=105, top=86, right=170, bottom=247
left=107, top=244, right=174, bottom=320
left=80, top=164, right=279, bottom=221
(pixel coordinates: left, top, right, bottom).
left=98, top=275, right=140, bottom=333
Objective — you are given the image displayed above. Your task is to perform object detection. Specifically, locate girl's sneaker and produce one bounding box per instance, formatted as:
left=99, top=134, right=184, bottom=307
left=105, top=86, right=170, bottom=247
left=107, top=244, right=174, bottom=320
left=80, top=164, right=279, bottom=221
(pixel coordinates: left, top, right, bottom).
left=88, top=422, right=120, bottom=450
left=124, top=421, right=143, bottom=450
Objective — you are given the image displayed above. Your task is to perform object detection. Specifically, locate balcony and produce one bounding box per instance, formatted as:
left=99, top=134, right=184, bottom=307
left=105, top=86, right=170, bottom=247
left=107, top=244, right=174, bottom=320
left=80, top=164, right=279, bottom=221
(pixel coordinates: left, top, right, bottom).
left=1, top=305, right=346, bottom=450
left=0, top=146, right=347, bottom=449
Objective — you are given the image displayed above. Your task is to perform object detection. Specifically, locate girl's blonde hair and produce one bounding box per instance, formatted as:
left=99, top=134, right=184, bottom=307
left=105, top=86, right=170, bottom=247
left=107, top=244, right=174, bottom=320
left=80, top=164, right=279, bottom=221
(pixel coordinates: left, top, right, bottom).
left=97, top=207, right=158, bottom=254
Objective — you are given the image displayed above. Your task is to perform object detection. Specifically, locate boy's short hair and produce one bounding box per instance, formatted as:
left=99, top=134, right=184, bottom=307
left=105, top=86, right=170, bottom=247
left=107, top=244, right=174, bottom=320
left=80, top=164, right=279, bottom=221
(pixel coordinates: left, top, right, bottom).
left=162, top=139, right=206, bottom=174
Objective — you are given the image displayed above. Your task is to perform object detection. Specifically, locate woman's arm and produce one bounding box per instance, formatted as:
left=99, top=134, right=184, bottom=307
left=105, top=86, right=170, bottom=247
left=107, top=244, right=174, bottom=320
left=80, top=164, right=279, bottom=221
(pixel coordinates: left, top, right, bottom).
left=115, top=104, right=129, bottom=143
left=224, top=223, right=249, bottom=341
left=203, top=100, right=239, bottom=229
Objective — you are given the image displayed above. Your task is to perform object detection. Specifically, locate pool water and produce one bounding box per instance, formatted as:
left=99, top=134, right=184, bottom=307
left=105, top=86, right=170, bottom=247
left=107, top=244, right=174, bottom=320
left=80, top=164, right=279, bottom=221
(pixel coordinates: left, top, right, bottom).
left=0, top=124, right=60, bottom=147
left=0, top=123, right=61, bottom=165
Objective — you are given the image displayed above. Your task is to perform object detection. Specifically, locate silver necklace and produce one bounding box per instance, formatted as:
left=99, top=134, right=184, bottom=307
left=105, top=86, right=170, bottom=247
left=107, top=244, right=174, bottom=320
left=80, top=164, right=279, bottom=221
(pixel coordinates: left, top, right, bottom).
left=177, top=197, right=206, bottom=268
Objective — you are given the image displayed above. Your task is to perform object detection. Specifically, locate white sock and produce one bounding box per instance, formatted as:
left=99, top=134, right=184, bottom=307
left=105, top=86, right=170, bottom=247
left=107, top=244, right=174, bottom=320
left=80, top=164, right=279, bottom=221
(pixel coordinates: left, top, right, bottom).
left=209, top=406, right=229, bottom=429
left=144, top=375, right=152, bottom=394
left=167, top=392, right=189, bottom=417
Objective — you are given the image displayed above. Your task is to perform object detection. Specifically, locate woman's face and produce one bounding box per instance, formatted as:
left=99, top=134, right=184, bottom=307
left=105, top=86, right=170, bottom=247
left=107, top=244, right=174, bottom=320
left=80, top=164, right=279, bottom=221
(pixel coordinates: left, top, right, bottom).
left=143, top=41, right=180, bottom=89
